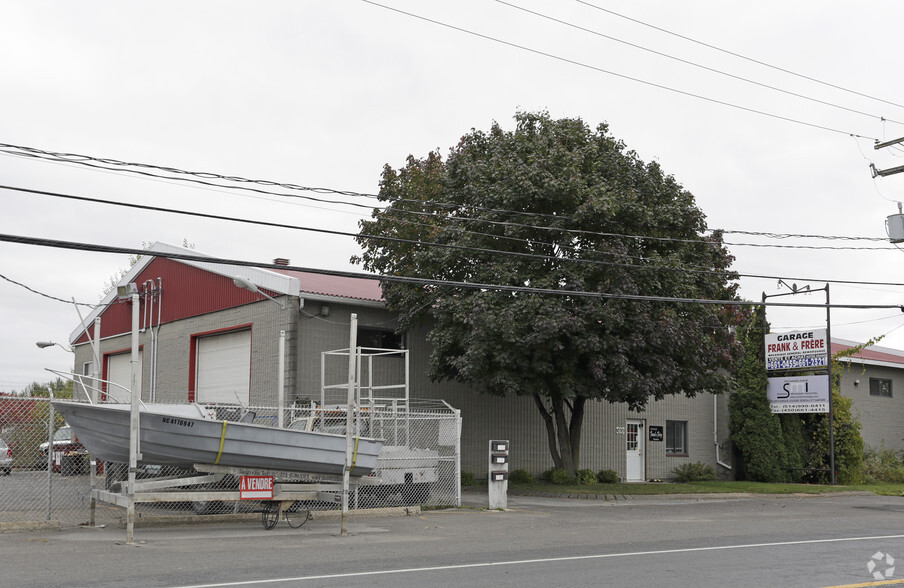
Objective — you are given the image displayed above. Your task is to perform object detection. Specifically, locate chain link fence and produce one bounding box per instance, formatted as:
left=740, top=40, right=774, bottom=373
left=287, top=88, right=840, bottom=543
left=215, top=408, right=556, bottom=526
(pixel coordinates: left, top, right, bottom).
left=0, top=396, right=460, bottom=529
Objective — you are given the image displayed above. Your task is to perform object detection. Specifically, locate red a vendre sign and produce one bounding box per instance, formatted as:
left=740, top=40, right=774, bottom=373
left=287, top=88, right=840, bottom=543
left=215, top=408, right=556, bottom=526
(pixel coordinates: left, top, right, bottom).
left=239, top=475, right=274, bottom=500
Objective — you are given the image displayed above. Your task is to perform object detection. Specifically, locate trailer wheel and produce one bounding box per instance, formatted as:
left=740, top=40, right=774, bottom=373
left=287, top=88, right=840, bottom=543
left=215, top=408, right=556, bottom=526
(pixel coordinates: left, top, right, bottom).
left=261, top=501, right=280, bottom=529
left=284, top=502, right=311, bottom=529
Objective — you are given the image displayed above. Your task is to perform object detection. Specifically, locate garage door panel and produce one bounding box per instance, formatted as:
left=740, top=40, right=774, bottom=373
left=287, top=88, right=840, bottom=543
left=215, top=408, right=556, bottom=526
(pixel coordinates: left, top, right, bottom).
left=196, top=330, right=251, bottom=404
left=106, top=352, right=142, bottom=402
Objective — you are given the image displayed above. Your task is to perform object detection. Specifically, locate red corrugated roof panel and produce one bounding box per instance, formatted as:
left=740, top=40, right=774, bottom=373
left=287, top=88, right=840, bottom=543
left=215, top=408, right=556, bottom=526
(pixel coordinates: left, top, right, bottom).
left=832, top=341, right=904, bottom=365
left=272, top=268, right=383, bottom=302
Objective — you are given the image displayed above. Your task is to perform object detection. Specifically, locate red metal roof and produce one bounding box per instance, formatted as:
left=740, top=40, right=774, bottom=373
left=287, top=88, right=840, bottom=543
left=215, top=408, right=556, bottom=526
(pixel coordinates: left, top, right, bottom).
left=271, top=268, right=384, bottom=302
left=73, top=257, right=274, bottom=344
left=832, top=341, right=904, bottom=366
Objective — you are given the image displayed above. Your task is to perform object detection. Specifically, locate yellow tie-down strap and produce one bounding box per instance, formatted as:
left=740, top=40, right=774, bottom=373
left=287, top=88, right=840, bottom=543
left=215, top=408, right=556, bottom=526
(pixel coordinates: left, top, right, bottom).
left=349, top=436, right=360, bottom=475
left=215, top=421, right=228, bottom=464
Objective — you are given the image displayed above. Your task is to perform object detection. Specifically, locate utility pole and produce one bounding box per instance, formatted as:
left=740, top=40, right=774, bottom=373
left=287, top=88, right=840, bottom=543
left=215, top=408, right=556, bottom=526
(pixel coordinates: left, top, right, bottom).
left=872, top=137, right=904, bottom=243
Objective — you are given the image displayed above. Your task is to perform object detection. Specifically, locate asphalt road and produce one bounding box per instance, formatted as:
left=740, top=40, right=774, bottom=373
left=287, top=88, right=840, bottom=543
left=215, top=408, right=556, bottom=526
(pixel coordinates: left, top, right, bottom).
left=5, top=491, right=904, bottom=588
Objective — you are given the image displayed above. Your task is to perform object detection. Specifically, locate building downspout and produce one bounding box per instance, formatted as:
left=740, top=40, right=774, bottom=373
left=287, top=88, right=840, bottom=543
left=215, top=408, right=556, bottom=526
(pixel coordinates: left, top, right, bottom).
left=152, top=278, right=162, bottom=402
left=714, top=394, right=732, bottom=470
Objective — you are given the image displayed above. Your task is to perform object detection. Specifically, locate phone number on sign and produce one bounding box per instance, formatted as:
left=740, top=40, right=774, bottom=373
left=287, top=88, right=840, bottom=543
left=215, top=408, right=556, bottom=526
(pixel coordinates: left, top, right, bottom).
left=766, top=356, right=828, bottom=370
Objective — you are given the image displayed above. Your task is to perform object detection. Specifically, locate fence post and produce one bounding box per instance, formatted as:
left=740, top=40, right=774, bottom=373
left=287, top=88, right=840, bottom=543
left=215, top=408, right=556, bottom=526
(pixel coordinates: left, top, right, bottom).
left=45, top=401, right=53, bottom=521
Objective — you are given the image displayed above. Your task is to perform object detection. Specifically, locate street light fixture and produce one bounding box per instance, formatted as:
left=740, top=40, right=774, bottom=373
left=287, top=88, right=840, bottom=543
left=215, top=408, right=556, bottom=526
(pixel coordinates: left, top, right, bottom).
left=231, top=275, right=287, bottom=427
left=35, top=341, right=71, bottom=351
left=232, top=276, right=285, bottom=309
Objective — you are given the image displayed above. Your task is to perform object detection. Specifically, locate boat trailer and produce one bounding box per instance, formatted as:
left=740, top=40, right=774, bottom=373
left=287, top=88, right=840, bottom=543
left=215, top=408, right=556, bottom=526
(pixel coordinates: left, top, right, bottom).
left=87, top=461, right=382, bottom=530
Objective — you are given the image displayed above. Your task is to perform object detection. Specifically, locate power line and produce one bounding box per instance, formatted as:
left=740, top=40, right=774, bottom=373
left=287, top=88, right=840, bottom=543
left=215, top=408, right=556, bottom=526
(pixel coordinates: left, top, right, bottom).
left=3, top=232, right=903, bottom=311
left=0, top=272, right=97, bottom=307
left=0, top=143, right=892, bottom=249
left=5, top=183, right=904, bottom=287
left=0, top=143, right=581, bottom=224
left=360, top=0, right=879, bottom=141
left=720, top=230, right=886, bottom=243
left=4, top=183, right=725, bottom=273
left=573, top=0, right=904, bottom=112
left=0, top=146, right=382, bottom=211
left=497, top=0, right=903, bottom=126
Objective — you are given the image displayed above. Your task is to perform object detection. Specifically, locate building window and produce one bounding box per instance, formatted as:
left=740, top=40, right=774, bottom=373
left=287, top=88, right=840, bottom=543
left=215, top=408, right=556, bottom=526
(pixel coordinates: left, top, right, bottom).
left=870, top=378, right=893, bottom=398
left=357, top=327, right=405, bottom=351
left=666, top=420, right=687, bottom=455
left=82, top=362, right=93, bottom=376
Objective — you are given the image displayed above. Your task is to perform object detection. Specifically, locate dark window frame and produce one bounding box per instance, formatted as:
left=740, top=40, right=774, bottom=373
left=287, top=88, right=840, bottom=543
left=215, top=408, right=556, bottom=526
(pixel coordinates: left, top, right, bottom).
left=870, top=377, right=893, bottom=398
left=666, top=420, right=688, bottom=456
left=356, top=327, right=405, bottom=352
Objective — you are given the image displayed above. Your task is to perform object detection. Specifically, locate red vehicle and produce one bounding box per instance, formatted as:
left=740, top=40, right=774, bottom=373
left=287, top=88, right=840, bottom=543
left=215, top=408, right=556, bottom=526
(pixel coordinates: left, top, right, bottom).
left=38, top=426, right=85, bottom=473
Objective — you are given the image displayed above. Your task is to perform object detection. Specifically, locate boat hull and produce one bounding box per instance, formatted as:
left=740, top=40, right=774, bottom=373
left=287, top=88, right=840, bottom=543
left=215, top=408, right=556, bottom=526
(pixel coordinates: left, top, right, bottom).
left=51, top=401, right=383, bottom=477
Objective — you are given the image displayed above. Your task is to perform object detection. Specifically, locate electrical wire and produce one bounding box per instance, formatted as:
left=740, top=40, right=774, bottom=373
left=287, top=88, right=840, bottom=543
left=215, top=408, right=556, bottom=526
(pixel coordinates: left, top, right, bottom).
left=573, top=0, right=904, bottom=112
left=0, top=142, right=892, bottom=245
left=359, top=0, right=879, bottom=141
left=4, top=232, right=903, bottom=312
left=0, top=272, right=97, bottom=307
left=0, top=147, right=381, bottom=212
left=6, top=182, right=904, bottom=288
left=497, top=0, right=903, bottom=126
left=2, top=183, right=734, bottom=274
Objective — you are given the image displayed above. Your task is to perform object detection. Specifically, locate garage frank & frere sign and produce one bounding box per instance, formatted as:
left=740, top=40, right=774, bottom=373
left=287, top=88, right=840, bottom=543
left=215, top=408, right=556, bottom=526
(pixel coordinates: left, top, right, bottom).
left=764, top=329, right=828, bottom=371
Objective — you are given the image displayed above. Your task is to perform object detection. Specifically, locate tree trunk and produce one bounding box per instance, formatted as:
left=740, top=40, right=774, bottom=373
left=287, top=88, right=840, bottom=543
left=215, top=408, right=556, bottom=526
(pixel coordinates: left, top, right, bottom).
left=532, top=393, right=563, bottom=470
left=532, top=393, right=585, bottom=477
left=568, top=397, right=586, bottom=469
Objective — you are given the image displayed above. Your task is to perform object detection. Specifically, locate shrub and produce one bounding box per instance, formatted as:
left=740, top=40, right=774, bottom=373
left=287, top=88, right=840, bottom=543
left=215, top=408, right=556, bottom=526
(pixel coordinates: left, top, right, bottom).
left=576, top=469, right=597, bottom=485
left=672, top=461, right=716, bottom=482
left=508, top=469, right=534, bottom=484
left=540, top=468, right=555, bottom=482
left=460, top=471, right=477, bottom=487
left=548, top=469, right=574, bottom=485
left=597, top=469, right=619, bottom=484
left=862, top=445, right=904, bottom=483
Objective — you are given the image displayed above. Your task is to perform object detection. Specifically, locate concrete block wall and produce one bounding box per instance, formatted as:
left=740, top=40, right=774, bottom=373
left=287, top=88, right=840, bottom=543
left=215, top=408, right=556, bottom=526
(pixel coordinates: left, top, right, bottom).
left=840, top=363, right=904, bottom=452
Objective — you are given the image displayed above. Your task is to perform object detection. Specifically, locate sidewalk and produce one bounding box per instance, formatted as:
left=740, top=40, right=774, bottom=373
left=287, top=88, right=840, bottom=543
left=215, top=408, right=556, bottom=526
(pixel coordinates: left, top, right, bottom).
left=460, top=486, right=876, bottom=508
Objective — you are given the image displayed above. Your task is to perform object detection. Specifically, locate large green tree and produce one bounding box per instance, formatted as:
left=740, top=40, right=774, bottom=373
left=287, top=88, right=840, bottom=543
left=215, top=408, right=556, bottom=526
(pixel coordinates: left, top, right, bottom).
left=355, top=112, right=744, bottom=475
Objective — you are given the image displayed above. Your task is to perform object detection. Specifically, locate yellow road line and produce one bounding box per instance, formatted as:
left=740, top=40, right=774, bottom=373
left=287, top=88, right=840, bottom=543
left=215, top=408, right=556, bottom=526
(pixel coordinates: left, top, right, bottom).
left=822, top=579, right=904, bottom=587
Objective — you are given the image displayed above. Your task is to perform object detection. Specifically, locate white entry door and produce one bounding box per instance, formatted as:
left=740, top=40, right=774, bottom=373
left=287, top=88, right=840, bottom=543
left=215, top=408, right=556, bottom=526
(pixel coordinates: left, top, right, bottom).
left=626, top=419, right=645, bottom=481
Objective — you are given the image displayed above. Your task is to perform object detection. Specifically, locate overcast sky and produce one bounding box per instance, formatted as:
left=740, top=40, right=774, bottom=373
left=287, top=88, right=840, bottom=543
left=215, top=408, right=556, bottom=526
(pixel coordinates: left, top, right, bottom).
left=3, top=1, right=904, bottom=393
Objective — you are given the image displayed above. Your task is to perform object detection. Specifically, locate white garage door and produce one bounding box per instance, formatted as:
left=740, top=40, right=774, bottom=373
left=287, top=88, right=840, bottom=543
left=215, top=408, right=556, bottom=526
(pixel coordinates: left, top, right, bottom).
left=106, top=352, right=142, bottom=402
left=195, top=330, right=251, bottom=405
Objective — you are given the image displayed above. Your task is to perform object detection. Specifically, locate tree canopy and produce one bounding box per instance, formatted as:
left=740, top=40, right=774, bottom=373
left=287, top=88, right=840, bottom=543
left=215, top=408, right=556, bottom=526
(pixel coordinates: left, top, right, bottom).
left=355, top=112, right=745, bottom=474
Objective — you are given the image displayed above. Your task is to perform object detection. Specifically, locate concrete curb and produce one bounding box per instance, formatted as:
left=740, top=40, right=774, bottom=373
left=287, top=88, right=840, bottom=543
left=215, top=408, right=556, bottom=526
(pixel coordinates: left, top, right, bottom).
left=0, top=520, right=62, bottom=533
left=463, top=488, right=878, bottom=503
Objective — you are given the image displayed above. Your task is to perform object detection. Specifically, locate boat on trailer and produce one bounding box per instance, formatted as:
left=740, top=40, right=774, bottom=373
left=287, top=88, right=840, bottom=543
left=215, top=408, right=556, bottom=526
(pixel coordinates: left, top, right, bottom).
left=50, top=399, right=383, bottom=478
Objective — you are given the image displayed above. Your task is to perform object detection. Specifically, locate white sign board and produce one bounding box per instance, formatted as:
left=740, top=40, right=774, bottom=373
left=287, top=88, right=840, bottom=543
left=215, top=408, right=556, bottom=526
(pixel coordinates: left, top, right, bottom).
left=766, top=375, right=830, bottom=413
left=764, top=329, right=828, bottom=371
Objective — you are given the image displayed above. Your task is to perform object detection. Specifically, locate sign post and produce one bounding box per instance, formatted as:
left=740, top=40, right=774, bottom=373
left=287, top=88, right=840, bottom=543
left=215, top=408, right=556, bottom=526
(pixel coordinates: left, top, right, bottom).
left=762, top=284, right=834, bottom=484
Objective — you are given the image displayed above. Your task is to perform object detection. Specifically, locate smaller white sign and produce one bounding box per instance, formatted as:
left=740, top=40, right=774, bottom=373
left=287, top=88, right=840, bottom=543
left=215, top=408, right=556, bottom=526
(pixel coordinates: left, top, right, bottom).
left=766, top=375, right=830, bottom=413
